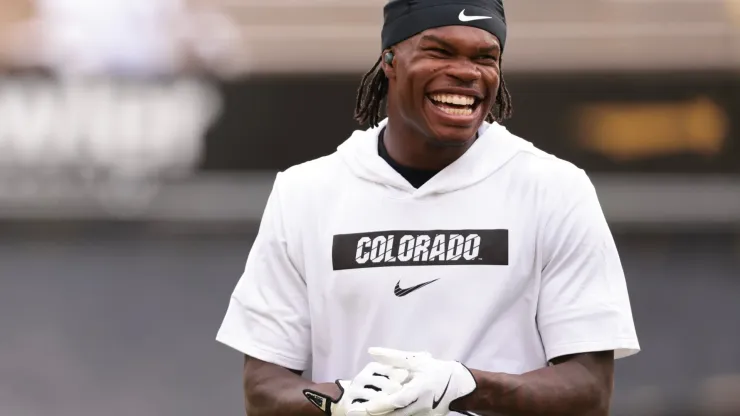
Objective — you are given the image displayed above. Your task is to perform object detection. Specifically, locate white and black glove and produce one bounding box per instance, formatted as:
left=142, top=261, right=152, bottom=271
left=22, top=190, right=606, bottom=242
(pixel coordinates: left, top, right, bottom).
left=303, top=362, right=410, bottom=416
left=364, top=347, right=477, bottom=416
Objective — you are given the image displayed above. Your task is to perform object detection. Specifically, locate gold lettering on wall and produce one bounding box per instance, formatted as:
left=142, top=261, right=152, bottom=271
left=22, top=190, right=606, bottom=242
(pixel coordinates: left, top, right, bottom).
left=573, top=97, right=728, bottom=161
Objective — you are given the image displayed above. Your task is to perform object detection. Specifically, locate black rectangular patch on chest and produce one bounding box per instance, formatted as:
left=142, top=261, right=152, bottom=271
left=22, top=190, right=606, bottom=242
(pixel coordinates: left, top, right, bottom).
left=332, top=229, right=508, bottom=271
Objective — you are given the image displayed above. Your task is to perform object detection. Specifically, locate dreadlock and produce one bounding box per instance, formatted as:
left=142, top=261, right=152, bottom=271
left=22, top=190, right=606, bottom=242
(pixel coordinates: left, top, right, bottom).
left=354, top=56, right=513, bottom=127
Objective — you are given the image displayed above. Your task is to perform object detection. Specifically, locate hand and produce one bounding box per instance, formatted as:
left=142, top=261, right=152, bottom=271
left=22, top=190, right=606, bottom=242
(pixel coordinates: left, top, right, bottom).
left=303, top=362, right=410, bottom=416
left=364, top=347, right=477, bottom=416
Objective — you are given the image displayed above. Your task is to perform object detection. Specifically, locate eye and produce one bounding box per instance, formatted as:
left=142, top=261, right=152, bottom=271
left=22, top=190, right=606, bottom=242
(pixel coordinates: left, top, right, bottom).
left=477, top=55, right=499, bottom=64
left=425, top=47, right=451, bottom=57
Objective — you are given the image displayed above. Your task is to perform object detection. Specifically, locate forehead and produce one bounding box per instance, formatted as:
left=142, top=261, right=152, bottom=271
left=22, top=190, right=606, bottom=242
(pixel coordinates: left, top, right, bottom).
left=410, top=26, right=500, bottom=51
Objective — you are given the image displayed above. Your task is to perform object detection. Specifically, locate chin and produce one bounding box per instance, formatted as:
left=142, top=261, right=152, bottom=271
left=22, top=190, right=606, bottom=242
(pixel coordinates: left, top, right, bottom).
left=422, top=97, right=485, bottom=146
left=427, top=127, right=479, bottom=147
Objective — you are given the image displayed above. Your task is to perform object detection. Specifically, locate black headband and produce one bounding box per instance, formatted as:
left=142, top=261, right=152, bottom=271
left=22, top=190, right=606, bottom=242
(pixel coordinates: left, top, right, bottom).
left=381, top=0, right=507, bottom=51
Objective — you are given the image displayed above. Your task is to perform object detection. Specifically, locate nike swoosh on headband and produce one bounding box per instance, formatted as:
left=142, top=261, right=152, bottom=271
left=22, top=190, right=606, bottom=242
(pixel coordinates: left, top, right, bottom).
left=458, top=9, right=493, bottom=22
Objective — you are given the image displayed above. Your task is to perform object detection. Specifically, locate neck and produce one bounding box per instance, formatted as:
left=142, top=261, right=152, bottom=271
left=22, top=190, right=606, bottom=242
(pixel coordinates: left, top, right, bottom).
left=382, top=119, right=476, bottom=171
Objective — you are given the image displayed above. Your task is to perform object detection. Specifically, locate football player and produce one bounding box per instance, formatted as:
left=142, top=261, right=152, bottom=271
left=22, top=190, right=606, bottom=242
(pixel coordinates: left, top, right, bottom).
left=217, top=1, right=640, bottom=415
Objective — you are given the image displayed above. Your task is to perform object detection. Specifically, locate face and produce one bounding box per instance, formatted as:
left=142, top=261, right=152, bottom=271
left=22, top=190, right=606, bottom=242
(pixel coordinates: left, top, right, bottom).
left=383, top=25, right=502, bottom=146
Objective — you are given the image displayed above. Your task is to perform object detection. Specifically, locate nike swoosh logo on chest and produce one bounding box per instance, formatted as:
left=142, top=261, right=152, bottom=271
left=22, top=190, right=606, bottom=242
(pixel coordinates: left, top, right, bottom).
left=394, top=279, right=439, bottom=297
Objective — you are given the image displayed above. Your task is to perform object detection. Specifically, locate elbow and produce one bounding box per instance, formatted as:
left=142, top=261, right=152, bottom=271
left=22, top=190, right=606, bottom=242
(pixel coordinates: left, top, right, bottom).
left=576, top=355, right=614, bottom=415
left=244, top=379, right=268, bottom=416
left=243, top=365, right=268, bottom=416
left=243, top=378, right=256, bottom=416
left=244, top=398, right=262, bottom=416
left=594, top=390, right=611, bottom=415
left=585, top=379, right=612, bottom=415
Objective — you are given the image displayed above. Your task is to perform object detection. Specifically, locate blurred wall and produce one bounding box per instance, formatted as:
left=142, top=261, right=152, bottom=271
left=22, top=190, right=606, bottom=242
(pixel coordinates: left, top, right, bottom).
left=1, top=229, right=739, bottom=416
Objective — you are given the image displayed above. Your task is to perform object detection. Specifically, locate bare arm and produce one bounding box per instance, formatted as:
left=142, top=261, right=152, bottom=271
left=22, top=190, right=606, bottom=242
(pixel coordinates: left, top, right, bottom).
left=450, top=351, right=614, bottom=416
left=243, top=355, right=342, bottom=416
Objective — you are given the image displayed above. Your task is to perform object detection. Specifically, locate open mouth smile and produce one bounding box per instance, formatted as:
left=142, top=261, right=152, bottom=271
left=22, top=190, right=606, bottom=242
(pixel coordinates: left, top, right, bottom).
left=426, top=93, right=483, bottom=120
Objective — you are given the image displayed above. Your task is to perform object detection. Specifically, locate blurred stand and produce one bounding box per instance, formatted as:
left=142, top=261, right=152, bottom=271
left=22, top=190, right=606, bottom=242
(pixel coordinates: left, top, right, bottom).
left=0, top=0, right=250, bottom=78
left=0, top=1, right=738, bottom=416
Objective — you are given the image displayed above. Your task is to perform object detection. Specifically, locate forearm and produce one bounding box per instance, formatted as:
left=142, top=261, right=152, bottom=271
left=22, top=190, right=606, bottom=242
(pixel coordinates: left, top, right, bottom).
left=450, top=352, right=613, bottom=416
left=244, top=356, right=341, bottom=416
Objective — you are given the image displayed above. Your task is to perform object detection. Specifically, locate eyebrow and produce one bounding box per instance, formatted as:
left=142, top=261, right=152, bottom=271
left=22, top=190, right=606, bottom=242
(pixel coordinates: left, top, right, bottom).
left=420, top=34, right=500, bottom=54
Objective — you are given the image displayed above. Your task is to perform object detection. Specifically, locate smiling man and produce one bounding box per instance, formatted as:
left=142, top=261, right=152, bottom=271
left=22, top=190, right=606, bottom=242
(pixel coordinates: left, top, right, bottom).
left=216, top=1, right=640, bottom=416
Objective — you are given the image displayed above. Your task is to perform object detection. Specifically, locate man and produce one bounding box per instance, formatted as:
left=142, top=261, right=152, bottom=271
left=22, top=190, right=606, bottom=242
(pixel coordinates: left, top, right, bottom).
left=216, top=0, right=640, bottom=415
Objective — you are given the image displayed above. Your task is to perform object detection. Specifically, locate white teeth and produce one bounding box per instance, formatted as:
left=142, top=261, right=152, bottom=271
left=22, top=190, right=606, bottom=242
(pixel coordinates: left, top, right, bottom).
left=430, top=94, right=475, bottom=106
left=439, top=106, right=473, bottom=116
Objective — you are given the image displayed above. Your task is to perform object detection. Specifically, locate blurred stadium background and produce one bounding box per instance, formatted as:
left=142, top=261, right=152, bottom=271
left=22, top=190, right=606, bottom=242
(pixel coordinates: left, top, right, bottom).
left=0, top=0, right=739, bottom=415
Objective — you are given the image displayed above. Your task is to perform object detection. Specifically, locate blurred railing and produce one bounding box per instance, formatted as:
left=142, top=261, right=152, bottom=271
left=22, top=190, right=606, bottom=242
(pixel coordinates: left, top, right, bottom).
left=0, top=72, right=735, bottom=230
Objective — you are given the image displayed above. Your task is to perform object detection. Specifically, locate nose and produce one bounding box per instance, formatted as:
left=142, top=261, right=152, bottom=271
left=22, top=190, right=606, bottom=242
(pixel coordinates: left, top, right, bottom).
left=446, top=59, right=481, bottom=84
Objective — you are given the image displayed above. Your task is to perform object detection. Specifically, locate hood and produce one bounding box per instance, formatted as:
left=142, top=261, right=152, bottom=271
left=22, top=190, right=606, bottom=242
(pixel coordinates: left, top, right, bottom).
left=337, top=118, right=531, bottom=198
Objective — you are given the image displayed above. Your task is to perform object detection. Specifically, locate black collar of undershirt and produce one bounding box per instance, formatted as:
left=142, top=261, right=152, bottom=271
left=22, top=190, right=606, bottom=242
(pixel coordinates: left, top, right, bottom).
left=377, top=128, right=441, bottom=189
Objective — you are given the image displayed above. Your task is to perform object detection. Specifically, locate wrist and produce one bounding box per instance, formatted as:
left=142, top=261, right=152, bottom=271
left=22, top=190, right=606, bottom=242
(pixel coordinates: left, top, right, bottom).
left=449, top=364, right=479, bottom=412
left=303, top=381, right=344, bottom=415
left=312, top=381, right=344, bottom=402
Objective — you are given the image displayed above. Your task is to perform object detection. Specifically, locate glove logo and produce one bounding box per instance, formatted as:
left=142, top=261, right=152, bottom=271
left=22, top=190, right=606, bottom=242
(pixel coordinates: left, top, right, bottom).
left=432, top=375, right=452, bottom=409
left=303, top=390, right=330, bottom=414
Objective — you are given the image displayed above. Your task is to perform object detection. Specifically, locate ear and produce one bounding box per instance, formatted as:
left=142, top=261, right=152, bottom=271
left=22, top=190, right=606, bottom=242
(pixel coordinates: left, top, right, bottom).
left=381, top=50, right=396, bottom=79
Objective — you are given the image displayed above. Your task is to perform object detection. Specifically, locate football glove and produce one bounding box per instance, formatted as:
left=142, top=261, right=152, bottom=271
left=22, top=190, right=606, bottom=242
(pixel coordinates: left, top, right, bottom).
left=364, top=347, right=477, bottom=416
left=303, top=362, right=410, bottom=416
